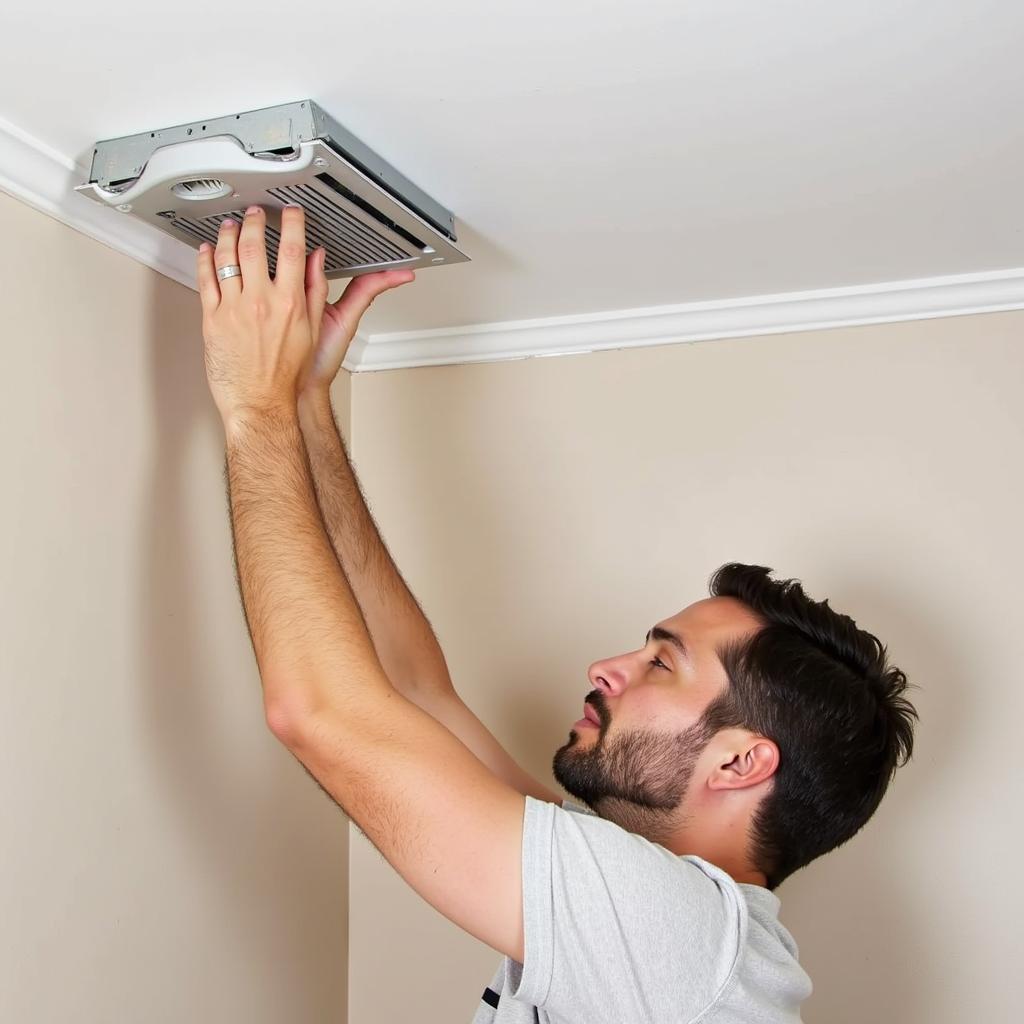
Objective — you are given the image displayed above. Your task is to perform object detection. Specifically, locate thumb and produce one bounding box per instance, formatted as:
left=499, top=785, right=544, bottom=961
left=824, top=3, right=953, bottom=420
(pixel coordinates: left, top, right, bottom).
left=325, top=268, right=417, bottom=339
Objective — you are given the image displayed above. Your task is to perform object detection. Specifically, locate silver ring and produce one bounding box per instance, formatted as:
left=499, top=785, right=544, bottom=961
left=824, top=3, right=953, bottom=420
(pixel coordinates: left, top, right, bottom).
left=216, top=264, right=242, bottom=282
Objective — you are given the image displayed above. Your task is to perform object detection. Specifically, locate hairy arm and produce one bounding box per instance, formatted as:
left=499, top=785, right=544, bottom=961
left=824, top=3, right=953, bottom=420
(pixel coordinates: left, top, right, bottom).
left=223, top=407, right=391, bottom=724
left=296, top=386, right=564, bottom=807
left=296, top=389, right=455, bottom=699
left=222, top=404, right=529, bottom=964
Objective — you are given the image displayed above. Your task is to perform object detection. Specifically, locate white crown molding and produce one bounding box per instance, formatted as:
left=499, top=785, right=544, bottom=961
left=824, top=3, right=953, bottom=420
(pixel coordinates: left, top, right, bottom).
left=3, top=113, right=1022, bottom=375
left=348, top=267, right=1024, bottom=372
left=0, top=113, right=203, bottom=293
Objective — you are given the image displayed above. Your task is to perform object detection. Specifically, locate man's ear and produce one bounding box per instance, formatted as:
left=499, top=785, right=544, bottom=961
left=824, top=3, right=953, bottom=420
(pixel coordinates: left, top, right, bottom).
left=706, top=731, right=779, bottom=791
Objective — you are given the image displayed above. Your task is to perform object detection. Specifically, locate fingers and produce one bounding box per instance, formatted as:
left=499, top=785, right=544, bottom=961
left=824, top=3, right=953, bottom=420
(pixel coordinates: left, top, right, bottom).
left=196, top=242, right=222, bottom=313
left=236, top=206, right=270, bottom=286
left=213, top=215, right=242, bottom=295
left=273, top=205, right=309, bottom=295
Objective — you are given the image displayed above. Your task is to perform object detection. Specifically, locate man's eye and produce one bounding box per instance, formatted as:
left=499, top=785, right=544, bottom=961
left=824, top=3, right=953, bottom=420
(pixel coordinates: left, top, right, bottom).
left=649, top=657, right=668, bottom=670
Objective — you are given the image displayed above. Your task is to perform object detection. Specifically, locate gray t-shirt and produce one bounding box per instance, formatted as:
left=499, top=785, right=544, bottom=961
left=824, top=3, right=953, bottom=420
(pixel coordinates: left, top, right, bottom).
left=470, top=796, right=811, bottom=1023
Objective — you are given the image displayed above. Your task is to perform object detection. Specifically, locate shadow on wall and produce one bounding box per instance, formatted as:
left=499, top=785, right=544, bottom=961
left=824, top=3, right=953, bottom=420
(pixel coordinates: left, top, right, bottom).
left=133, top=273, right=345, bottom=1018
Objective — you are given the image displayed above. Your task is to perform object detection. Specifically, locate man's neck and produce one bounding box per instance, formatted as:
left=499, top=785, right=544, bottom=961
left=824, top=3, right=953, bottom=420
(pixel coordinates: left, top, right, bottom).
left=666, top=828, right=767, bottom=887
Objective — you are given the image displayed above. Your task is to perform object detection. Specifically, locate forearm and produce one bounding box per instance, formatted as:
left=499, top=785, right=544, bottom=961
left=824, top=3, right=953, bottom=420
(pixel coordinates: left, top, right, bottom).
left=297, top=388, right=455, bottom=698
left=223, top=407, right=392, bottom=724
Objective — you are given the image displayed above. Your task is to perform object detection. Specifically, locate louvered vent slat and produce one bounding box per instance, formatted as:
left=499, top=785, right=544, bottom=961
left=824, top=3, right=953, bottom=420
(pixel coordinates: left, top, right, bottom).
left=272, top=183, right=408, bottom=263
left=169, top=177, right=421, bottom=276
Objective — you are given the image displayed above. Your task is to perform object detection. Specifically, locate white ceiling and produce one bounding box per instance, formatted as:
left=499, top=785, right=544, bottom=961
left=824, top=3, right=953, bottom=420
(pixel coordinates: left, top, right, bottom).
left=2, top=0, right=1022, bottom=365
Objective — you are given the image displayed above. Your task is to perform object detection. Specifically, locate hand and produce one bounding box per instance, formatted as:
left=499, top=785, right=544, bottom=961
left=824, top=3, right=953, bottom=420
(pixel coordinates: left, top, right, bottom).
left=298, top=262, right=415, bottom=398
left=197, top=204, right=319, bottom=430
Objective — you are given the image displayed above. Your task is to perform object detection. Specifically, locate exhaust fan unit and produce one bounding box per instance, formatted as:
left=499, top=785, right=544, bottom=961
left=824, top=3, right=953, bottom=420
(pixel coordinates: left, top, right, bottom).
left=75, top=99, right=469, bottom=279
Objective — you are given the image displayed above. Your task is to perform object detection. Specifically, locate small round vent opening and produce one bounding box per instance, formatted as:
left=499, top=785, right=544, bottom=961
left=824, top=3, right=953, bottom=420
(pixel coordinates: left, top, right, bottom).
left=171, top=178, right=232, bottom=200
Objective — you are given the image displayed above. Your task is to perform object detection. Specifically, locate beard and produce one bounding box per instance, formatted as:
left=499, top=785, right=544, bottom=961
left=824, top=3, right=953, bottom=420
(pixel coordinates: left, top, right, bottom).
left=551, top=713, right=719, bottom=846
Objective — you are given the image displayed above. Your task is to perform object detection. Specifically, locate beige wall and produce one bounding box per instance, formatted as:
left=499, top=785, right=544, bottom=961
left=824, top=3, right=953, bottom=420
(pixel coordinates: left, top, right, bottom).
left=0, top=191, right=351, bottom=1022
left=348, top=311, right=1022, bottom=1022
left=3, top=184, right=1021, bottom=1022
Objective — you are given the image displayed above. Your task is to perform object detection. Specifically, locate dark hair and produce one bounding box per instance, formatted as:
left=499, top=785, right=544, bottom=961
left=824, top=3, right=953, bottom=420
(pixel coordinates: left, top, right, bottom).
left=700, top=563, right=919, bottom=891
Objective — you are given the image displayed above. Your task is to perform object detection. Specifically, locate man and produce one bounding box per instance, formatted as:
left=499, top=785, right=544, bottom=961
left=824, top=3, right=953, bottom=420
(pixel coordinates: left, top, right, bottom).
left=197, top=206, right=919, bottom=1023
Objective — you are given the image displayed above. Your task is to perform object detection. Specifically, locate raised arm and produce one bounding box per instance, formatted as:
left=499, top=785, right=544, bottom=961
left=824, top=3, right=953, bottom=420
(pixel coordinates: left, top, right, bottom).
left=294, top=260, right=562, bottom=807
left=296, top=268, right=454, bottom=700
left=296, top=386, right=454, bottom=697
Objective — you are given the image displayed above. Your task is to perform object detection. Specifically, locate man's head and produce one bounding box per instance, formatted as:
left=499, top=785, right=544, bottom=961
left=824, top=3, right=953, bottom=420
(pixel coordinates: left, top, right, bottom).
left=551, top=563, right=919, bottom=890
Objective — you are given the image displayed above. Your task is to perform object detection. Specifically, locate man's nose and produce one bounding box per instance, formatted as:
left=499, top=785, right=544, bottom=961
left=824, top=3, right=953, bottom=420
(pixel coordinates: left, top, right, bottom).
left=587, top=657, right=630, bottom=697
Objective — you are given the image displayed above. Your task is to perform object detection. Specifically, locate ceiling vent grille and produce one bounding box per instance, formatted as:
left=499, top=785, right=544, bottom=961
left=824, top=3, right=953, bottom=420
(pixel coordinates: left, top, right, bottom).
left=74, top=99, right=468, bottom=280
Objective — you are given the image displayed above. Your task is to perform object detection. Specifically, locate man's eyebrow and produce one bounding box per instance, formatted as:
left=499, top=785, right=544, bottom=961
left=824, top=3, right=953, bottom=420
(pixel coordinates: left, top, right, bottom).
left=645, top=626, right=689, bottom=661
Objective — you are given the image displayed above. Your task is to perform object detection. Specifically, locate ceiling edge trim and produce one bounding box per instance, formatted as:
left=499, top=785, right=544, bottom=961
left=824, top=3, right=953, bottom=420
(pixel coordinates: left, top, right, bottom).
left=0, top=113, right=201, bottom=293
left=3, top=114, right=1021, bottom=375
left=348, top=267, right=1024, bottom=371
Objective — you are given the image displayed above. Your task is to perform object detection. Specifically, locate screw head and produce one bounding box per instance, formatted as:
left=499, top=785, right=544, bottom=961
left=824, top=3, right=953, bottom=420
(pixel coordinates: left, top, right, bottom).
left=117, top=203, right=132, bottom=212
left=313, top=157, right=327, bottom=167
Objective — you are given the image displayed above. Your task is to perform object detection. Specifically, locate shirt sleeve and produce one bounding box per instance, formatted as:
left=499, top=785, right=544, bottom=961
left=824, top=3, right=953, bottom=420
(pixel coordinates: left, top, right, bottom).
left=506, top=796, right=748, bottom=1023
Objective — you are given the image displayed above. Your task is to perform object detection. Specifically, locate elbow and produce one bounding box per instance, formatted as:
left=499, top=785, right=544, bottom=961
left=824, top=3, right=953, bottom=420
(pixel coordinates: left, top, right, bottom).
left=265, top=700, right=300, bottom=745
left=264, top=682, right=321, bottom=747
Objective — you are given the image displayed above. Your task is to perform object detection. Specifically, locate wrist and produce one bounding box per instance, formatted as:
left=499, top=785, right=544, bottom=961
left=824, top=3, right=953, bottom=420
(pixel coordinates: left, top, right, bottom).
left=223, top=402, right=300, bottom=445
left=297, top=387, right=334, bottom=425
